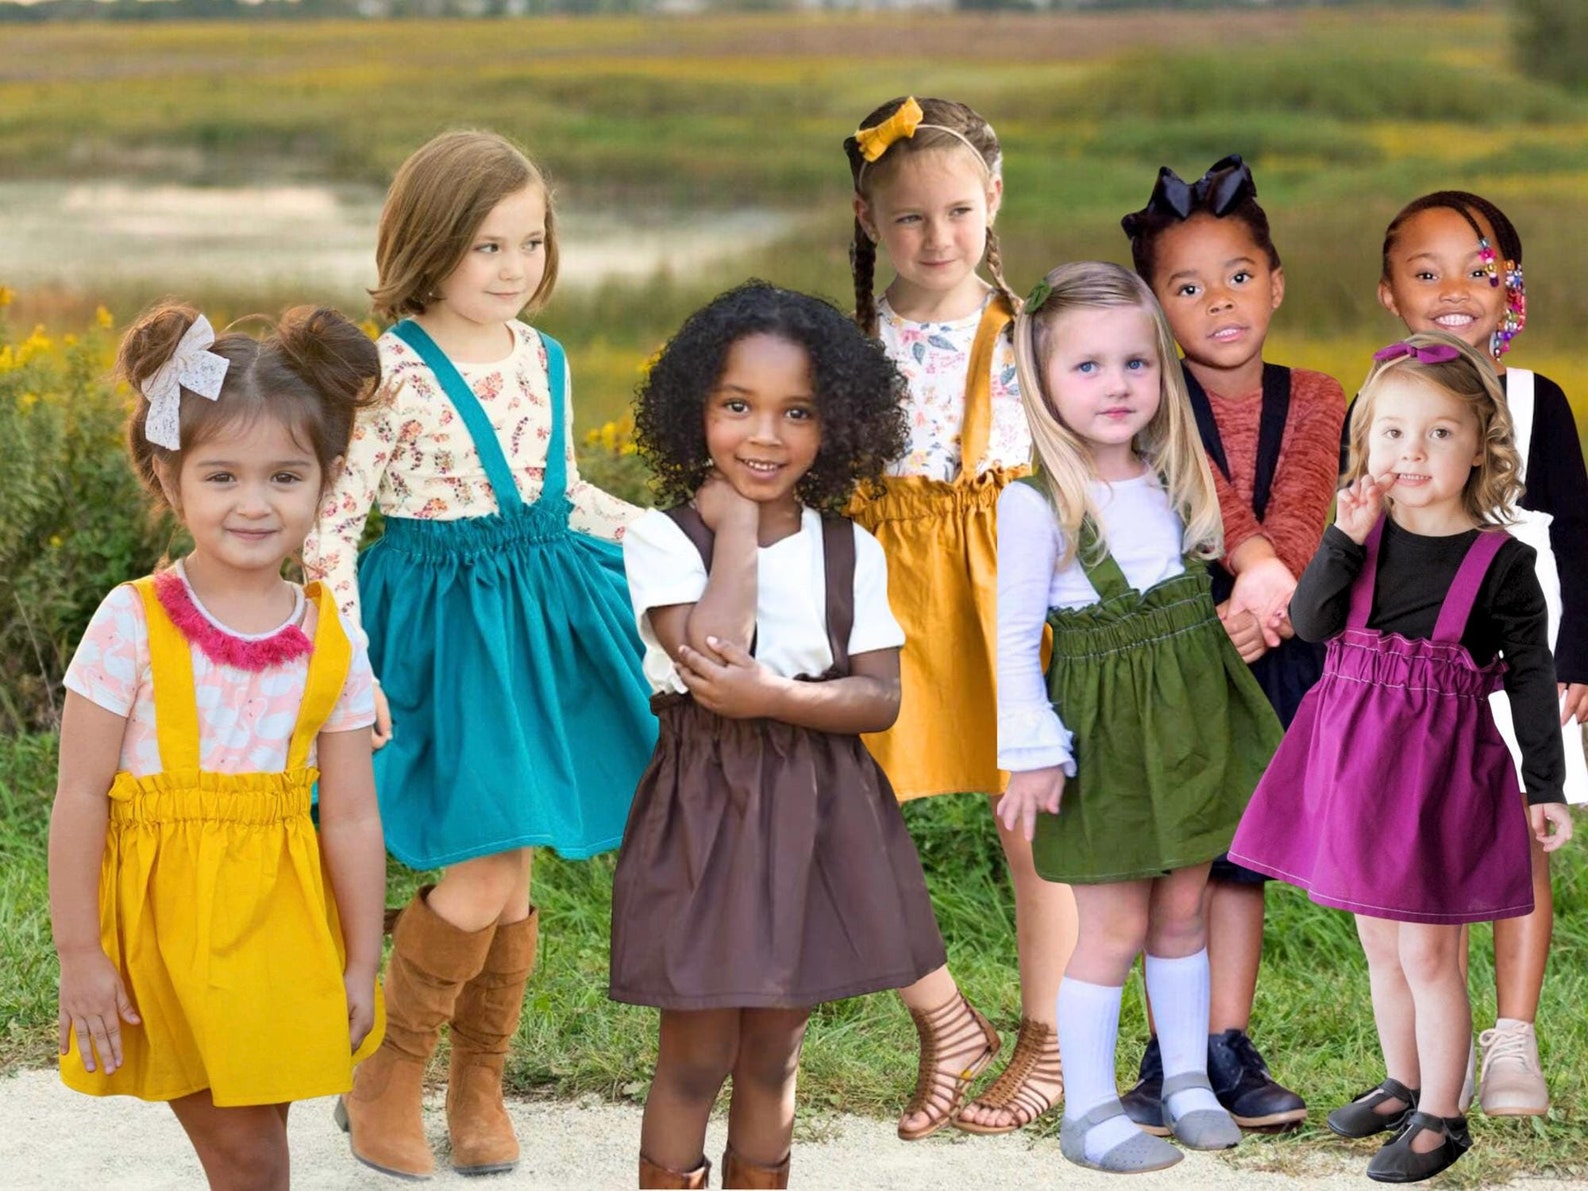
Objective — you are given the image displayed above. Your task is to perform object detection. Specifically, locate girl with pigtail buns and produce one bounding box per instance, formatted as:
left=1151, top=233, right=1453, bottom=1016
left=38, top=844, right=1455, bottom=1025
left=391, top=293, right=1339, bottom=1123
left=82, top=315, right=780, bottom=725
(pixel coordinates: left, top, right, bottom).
left=842, top=94, right=1074, bottom=1141
left=50, top=302, right=387, bottom=1190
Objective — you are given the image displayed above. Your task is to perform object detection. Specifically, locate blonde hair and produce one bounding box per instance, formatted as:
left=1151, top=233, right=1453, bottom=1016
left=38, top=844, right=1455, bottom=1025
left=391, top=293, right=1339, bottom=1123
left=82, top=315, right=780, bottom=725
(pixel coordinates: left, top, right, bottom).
left=843, top=96, right=1019, bottom=337
left=1344, top=331, right=1523, bottom=526
left=1012, top=261, right=1222, bottom=568
left=371, top=130, right=559, bottom=322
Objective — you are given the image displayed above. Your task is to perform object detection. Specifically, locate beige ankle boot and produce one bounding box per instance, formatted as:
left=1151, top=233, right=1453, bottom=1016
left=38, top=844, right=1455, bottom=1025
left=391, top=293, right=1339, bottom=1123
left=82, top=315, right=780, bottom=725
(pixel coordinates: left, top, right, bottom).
left=446, top=908, right=537, bottom=1175
left=336, top=888, right=495, bottom=1180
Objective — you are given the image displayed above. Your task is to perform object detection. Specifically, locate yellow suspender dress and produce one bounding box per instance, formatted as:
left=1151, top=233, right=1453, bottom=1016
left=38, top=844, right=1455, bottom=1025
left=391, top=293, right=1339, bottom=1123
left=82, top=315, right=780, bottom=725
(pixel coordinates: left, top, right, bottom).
left=61, top=578, right=383, bottom=1106
left=849, top=295, right=1019, bottom=800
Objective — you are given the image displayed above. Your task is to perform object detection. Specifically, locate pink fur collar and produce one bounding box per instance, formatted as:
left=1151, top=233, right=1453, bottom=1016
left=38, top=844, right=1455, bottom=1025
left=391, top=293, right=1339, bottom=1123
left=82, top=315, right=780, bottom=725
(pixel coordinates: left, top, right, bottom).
left=153, top=569, right=313, bottom=671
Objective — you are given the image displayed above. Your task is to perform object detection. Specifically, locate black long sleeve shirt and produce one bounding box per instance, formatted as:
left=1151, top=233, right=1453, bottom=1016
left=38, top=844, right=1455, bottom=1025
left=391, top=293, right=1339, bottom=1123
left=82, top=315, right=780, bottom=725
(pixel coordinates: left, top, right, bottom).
left=1292, top=521, right=1565, bottom=804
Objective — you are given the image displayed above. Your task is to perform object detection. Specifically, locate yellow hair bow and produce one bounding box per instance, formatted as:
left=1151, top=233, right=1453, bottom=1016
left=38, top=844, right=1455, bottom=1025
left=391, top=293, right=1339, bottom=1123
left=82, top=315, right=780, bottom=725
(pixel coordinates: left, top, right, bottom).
left=854, top=97, right=924, bottom=163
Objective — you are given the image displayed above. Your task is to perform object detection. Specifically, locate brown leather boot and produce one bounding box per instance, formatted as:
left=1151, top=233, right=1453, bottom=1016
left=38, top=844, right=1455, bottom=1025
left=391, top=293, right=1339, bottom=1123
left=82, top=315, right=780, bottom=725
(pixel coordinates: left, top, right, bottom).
left=722, top=1146, right=790, bottom=1189
left=446, top=907, right=538, bottom=1175
left=336, top=887, right=495, bottom=1180
left=638, top=1153, right=710, bottom=1188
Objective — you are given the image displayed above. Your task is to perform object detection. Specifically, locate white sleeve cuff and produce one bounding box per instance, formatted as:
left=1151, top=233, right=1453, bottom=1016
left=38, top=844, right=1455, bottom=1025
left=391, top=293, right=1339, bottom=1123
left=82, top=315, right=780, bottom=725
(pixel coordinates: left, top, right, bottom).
left=997, top=704, right=1076, bottom=775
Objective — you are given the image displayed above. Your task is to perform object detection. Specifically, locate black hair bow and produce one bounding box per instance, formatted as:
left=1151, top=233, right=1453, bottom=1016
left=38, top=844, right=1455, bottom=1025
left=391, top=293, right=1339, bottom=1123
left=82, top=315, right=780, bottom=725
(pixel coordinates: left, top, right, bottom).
left=1121, top=154, right=1256, bottom=239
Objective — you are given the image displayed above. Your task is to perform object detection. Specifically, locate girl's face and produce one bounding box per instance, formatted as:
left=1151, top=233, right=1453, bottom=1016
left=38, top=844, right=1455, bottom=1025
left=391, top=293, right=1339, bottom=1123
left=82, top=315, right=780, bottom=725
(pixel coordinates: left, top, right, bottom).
left=1043, top=305, right=1163, bottom=477
left=1378, top=206, right=1508, bottom=356
left=1149, top=213, right=1284, bottom=382
left=1364, top=374, right=1483, bottom=527
left=434, top=185, right=548, bottom=332
left=164, top=415, right=331, bottom=578
left=703, top=333, right=821, bottom=506
left=856, top=148, right=1001, bottom=313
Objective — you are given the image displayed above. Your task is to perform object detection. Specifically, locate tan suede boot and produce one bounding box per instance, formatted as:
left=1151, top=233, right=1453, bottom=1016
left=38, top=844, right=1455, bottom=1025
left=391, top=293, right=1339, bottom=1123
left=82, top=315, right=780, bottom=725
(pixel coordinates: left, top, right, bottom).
left=446, top=907, right=538, bottom=1175
left=638, top=1153, right=710, bottom=1188
left=336, top=887, right=495, bottom=1180
left=722, top=1146, right=790, bottom=1189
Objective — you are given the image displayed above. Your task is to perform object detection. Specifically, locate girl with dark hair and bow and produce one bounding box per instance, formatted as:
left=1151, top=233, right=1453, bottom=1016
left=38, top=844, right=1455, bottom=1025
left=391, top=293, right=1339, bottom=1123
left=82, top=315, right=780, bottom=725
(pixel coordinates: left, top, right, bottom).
left=1119, top=154, right=1345, bottom=1136
left=1229, top=334, right=1572, bottom=1182
left=1375, top=191, right=1588, bottom=1119
left=841, top=96, right=1074, bottom=1141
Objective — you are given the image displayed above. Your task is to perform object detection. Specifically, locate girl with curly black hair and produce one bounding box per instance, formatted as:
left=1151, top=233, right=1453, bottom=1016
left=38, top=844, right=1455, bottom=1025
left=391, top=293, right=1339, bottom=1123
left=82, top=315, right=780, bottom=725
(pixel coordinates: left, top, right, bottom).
left=610, top=281, right=946, bottom=1189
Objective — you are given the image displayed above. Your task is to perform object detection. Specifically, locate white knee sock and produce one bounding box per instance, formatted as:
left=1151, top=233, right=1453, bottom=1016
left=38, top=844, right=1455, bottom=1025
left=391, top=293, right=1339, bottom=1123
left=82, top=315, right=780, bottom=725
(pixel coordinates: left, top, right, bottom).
left=1057, top=977, right=1142, bottom=1160
left=1145, top=949, right=1222, bottom=1116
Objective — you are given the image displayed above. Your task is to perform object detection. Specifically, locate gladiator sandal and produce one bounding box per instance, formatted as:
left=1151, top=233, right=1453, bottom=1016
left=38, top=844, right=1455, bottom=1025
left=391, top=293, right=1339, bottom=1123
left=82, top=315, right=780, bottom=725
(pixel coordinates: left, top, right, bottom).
left=335, top=887, right=495, bottom=1180
left=955, top=1017, right=1063, bottom=1135
left=721, top=1147, right=790, bottom=1189
left=446, top=908, right=538, bottom=1175
left=638, top=1153, right=710, bottom=1189
left=896, top=991, right=1001, bottom=1141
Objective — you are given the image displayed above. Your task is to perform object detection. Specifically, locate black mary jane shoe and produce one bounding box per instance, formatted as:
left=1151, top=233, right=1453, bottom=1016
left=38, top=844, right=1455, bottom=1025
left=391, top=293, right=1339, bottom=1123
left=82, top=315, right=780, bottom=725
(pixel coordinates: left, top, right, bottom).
left=1326, top=1078, right=1419, bottom=1139
left=1120, top=1036, right=1169, bottom=1136
left=1366, top=1112, right=1471, bottom=1184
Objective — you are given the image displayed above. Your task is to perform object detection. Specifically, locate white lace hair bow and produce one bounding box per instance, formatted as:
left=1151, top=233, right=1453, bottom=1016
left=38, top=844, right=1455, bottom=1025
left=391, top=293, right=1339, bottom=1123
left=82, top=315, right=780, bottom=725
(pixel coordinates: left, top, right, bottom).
left=141, top=314, right=230, bottom=450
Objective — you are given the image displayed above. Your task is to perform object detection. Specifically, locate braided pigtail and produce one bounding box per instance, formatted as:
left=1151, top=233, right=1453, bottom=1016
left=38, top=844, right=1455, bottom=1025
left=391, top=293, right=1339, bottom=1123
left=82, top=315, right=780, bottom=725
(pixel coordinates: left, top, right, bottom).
left=984, top=227, right=1021, bottom=321
left=851, top=221, right=878, bottom=337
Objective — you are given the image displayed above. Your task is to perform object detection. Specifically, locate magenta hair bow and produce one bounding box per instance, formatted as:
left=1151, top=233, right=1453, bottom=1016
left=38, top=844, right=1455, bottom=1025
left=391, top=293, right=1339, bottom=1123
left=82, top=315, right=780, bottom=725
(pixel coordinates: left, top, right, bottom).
left=1372, top=341, right=1461, bottom=365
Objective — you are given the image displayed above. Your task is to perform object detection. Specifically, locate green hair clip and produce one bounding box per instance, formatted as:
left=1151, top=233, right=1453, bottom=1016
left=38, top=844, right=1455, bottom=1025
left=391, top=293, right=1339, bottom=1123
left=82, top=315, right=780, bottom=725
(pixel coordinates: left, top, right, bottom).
left=1024, top=280, right=1053, bottom=314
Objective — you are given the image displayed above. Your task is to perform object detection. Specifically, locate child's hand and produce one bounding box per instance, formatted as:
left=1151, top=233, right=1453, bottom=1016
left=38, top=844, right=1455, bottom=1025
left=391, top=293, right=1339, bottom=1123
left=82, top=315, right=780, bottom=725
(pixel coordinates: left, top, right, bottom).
left=1217, top=600, right=1269, bottom=664
left=1226, top=557, right=1296, bottom=650
left=57, top=947, right=139, bottom=1075
left=691, top=470, right=757, bottom=535
left=1531, top=803, right=1574, bottom=853
left=676, top=637, right=784, bottom=719
left=1334, top=473, right=1392, bottom=545
left=371, top=683, right=393, bottom=751
left=998, top=767, right=1066, bottom=842
left=345, top=970, right=377, bottom=1052
left=1561, top=682, right=1588, bottom=726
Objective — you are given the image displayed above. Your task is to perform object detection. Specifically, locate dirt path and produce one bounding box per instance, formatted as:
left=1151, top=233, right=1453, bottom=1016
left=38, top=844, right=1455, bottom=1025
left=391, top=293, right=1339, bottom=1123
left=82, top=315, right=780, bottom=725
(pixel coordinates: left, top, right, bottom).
left=4, top=1068, right=1583, bottom=1189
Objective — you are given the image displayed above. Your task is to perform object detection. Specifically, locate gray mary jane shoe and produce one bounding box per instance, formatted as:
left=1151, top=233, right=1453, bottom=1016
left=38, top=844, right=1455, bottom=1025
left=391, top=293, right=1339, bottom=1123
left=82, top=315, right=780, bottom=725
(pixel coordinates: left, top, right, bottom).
left=1060, top=1098, right=1183, bottom=1174
left=1161, top=1072, right=1242, bottom=1150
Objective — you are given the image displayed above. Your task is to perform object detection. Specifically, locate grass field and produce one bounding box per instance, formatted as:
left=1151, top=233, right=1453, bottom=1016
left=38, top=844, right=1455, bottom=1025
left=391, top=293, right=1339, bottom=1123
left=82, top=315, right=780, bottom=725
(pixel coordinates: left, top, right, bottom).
left=7, top=4, right=1588, bottom=431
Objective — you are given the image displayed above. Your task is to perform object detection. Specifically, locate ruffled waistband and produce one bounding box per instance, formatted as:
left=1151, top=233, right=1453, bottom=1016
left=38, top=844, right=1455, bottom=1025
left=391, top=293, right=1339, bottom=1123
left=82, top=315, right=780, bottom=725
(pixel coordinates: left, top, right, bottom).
left=108, top=769, right=317, bottom=825
left=848, top=467, right=1019, bottom=525
left=1045, top=572, right=1216, bottom=660
left=1322, top=628, right=1505, bottom=700
left=376, top=497, right=573, bottom=562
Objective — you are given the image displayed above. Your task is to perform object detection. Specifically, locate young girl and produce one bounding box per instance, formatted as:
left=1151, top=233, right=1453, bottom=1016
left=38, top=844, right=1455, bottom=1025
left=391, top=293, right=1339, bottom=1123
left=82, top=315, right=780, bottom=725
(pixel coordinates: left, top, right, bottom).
left=304, top=130, right=654, bottom=1179
left=1375, top=191, right=1588, bottom=1117
left=843, top=94, right=1073, bottom=1140
left=610, top=281, right=947, bottom=1189
left=997, top=261, right=1282, bottom=1173
left=50, top=303, right=386, bottom=1189
left=1116, top=154, right=1345, bottom=1133
left=1231, top=334, right=1571, bottom=1181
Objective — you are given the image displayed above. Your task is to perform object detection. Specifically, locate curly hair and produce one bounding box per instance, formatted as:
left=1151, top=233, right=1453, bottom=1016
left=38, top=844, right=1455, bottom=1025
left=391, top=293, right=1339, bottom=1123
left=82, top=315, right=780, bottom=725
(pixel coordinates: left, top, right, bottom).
left=1344, top=331, right=1522, bottom=527
left=634, top=280, right=910, bottom=515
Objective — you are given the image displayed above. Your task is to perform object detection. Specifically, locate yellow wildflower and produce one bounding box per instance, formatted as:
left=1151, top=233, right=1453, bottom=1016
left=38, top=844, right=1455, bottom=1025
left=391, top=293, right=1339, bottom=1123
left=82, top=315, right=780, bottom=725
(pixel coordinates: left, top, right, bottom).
left=95, top=305, right=115, bottom=329
left=0, top=285, right=13, bottom=308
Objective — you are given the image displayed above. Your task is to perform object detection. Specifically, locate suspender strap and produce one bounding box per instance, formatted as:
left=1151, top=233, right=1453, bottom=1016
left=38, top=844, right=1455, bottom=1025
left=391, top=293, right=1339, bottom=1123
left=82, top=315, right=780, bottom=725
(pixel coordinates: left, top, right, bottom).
left=1432, top=530, right=1511, bottom=644
left=286, top=583, right=353, bottom=771
left=819, top=516, right=855, bottom=671
left=1077, top=519, right=1133, bottom=601
left=957, top=293, right=1015, bottom=482
left=1182, top=362, right=1292, bottom=521
left=136, top=577, right=202, bottom=776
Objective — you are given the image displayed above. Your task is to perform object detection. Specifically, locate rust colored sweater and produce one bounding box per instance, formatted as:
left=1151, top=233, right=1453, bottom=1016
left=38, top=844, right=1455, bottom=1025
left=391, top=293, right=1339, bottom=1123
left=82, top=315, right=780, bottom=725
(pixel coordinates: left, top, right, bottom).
left=1205, top=368, right=1346, bottom=578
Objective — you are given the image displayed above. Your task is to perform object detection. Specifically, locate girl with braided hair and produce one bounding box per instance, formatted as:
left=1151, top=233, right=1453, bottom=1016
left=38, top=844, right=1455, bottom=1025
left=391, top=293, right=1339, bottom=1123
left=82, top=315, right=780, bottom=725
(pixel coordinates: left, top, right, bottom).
left=842, top=96, right=1074, bottom=1141
left=1374, top=190, right=1588, bottom=1119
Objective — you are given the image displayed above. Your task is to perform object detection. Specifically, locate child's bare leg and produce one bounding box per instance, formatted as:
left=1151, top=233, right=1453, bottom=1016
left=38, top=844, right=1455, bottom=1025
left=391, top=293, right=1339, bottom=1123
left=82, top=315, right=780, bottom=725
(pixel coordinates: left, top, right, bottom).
left=641, top=1008, right=739, bottom=1174
left=724, top=1008, right=811, bottom=1170
left=428, top=847, right=533, bottom=931
left=168, top=1092, right=290, bottom=1191
left=1206, top=880, right=1265, bottom=1030
left=1398, top=923, right=1469, bottom=1152
left=1492, top=835, right=1551, bottom=1022
left=1355, top=915, right=1419, bottom=1113
left=957, top=805, right=1074, bottom=1130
